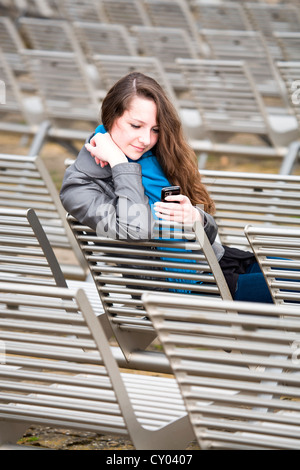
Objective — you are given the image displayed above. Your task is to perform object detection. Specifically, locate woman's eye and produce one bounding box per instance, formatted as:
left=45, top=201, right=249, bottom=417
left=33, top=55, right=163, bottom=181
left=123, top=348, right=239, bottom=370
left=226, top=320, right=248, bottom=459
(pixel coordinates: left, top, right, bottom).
left=153, top=128, right=159, bottom=134
left=130, top=124, right=140, bottom=129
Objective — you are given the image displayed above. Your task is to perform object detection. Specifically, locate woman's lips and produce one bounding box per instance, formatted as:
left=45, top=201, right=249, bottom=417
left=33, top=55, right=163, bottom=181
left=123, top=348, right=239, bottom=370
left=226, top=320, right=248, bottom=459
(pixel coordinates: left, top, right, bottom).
left=132, top=145, right=146, bottom=152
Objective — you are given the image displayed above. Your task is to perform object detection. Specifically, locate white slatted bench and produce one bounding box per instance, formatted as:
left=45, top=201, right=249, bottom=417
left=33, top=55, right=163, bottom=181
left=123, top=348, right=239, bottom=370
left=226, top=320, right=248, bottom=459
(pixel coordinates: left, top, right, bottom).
left=0, top=208, right=66, bottom=288
left=67, top=216, right=232, bottom=361
left=176, top=58, right=299, bottom=149
left=0, top=208, right=172, bottom=374
left=144, top=293, right=300, bottom=450
left=0, top=282, right=194, bottom=450
left=0, top=154, right=87, bottom=280
left=201, top=169, right=300, bottom=250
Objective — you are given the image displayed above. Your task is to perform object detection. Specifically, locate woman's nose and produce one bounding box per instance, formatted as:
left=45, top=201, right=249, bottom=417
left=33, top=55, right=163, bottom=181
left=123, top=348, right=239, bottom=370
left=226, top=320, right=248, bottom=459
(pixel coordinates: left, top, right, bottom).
left=138, top=129, right=151, bottom=145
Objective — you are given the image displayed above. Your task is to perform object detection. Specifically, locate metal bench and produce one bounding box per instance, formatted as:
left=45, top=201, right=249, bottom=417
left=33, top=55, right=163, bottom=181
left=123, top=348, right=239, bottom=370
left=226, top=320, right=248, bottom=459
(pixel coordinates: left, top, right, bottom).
left=91, top=54, right=178, bottom=106
left=0, top=48, right=39, bottom=137
left=67, top=216, right=232, bottom=361
left=143, top=0, right=201, bottom=50
left=0, top=207, right=104, bottom=312
left=0, top=153, right=87, bottom=280
left=275, top=61, right=300, bottom=174
left=243, top=2, right=300, bottom=61
left=73, top=21, right=137, bottom=58
left=273, top=32, right=300, bottom=62
left=201, top=169, right=300, bottom=249
left=244, top=3, right=300, bottom=37
left=200, top=29, right=282, bottom=98
left=0, top=16, right=28, bottom=79
left=144, top=293, right=300, bottom=450
left=0, top=282, right=194, bottom=450
left=176, top=58, right=299, bottom=149
left=0, top=207, right=174, bottom=373
left=57, top=0, right=107, bottom=23
left=19, top=17, right=84, bottom=56
left=130, top=25, right=201, bottom=91
left=193, top=1, right=252, bottom=31
left=245, top=225, right=300, bottom=305
left=0, top=208, right=66, bottom=288
left=20, top=49, right=100, bottom=125
left=101, top=0, right=151, bottom=27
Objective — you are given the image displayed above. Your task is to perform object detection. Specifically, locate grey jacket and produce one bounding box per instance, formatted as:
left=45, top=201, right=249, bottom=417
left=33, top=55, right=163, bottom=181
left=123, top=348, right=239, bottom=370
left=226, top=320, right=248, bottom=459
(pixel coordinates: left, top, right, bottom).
left=60, top=139, right=225, bottom=260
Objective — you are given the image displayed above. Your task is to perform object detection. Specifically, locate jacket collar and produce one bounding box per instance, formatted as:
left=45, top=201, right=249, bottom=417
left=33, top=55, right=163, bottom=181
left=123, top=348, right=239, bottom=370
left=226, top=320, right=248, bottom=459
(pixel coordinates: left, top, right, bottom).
left=75, top=133, right=156, bottom=179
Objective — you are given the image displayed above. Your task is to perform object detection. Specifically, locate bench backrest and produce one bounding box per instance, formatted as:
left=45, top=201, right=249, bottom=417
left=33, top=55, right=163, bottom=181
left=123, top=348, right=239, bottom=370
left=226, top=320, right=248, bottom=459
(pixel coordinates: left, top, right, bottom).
left=144, top=293, right=300, bottom=450
left=276, top=61, right=300, bottom=130
left=0, top=153, right=87, bottom=278
left=67, top=216, right=232, bottom=360
left=176, top=58, right=270, bottom=138
left=92, top=54, right=178, bottom=106
left=57, top=0, right=106, bottom=22
left=245, top=225, right=300, bottom=305
left=201, top=169, right=300, bottom=250
left=244, top=3, right=300, bottom=36
left=21, top=49, right=99, bottom=123
left=0, top=49, right=28, bottom=121
left=0, top=16, right=27, bottom=74
left=102, top=0, right=151, bottom=27
left=200, top=29, right=280, bottom=97
left=130, top=25, right=200, bottom=90
left=143, top=0, right=201, bottom=46
left=19, top=17, right=82, bottom=55
left=73, top=21, right=137, bottom=57
left=193, top=1, right=252, bottom=31
left=273, top=32, right=300, bottom=61
left=0, top=208, right=66, bottom=287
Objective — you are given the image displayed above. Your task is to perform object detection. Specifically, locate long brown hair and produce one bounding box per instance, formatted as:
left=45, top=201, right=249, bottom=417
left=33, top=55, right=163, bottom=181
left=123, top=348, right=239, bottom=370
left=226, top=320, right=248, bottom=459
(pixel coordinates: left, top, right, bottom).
left=101, top=72, right=215, bottom=214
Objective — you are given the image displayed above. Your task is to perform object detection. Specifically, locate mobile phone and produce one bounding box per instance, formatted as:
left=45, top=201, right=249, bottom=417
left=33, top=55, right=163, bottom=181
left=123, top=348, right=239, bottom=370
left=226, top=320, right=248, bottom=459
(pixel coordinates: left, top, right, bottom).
left=161, top=185, right=181, bottom=203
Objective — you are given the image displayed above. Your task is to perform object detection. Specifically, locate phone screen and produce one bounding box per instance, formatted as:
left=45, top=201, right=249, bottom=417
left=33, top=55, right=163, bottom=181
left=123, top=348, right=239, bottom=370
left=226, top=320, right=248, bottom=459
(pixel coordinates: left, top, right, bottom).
left=161, top=186, right=181, bottom=202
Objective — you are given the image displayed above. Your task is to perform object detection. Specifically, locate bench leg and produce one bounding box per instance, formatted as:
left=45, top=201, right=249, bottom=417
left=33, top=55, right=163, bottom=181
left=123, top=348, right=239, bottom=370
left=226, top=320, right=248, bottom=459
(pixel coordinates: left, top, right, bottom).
left=28, top=120, right=52, bottom=156
left=0, top=420, right=32, bottom=449
left=280, top=141, right=300, bottom=175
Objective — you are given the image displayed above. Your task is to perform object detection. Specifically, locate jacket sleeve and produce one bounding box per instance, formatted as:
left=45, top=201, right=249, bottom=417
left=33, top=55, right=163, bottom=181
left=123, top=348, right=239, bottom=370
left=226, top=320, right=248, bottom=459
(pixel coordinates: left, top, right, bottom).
left=195, top=207, right=219, bottom=245
left=60, top=147, right=154, bottom=240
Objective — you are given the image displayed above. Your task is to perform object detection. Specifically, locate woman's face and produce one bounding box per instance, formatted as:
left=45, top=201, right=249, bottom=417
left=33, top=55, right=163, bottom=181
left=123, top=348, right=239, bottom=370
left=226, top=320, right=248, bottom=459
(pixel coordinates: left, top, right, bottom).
left=110, top=95, right=159, bottom=160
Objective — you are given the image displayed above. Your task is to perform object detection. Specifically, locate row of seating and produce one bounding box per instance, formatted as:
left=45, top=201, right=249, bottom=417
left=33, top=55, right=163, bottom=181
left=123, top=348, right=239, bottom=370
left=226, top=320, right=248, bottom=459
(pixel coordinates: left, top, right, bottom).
left=4, top=1, right=300, bottom=35
left=11, top=15, right=300, bottom=97
left=0, top=151, right=300, bottom=448
left=0, top=151, right=300, bottom=440
left=1, top=14, right=300, bottom=171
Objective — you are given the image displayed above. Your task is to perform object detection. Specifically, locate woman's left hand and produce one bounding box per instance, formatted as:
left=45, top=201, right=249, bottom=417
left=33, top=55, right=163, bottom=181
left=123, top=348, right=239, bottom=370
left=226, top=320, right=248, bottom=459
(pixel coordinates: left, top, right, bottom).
left=154, top=195, right=203, bottom=225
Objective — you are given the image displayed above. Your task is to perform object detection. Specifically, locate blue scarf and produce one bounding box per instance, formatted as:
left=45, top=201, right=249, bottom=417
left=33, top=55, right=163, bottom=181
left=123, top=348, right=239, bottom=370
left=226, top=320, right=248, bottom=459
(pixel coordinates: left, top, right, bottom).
left=94, top=125, right=169, bottom=212
left=94, top=125, right=197, bottom=291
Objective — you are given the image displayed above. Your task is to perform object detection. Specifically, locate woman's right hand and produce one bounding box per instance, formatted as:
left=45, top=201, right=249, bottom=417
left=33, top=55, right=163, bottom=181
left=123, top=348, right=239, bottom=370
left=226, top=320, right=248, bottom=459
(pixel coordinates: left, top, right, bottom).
left=85, top=132, right=127, bottom=168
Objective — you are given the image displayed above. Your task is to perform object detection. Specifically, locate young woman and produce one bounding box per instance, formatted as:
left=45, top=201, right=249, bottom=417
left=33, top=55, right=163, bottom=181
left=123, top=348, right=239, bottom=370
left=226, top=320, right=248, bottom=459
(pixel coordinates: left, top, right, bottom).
left=60, top=72, right=273, bottom=303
